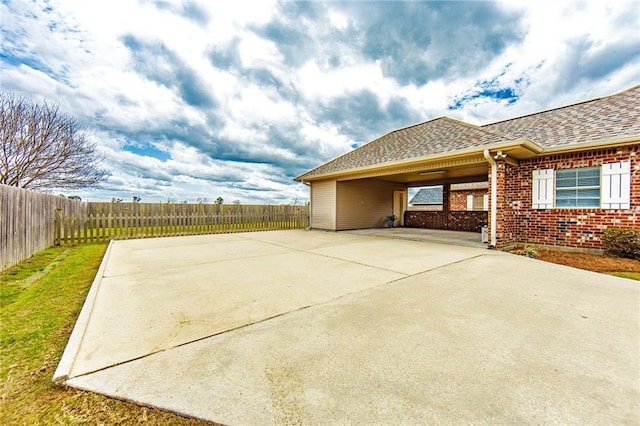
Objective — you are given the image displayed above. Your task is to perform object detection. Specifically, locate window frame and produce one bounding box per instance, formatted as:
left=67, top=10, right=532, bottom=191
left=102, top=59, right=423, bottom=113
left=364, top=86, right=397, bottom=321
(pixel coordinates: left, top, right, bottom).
left=531, top=161, right=631, bottom=211
left=554, top=166, right=601, bottom=209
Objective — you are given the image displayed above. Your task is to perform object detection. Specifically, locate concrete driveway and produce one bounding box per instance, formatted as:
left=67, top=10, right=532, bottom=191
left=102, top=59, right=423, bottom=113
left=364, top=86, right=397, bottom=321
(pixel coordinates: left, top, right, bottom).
left=54, top=230, right=639, bottom=425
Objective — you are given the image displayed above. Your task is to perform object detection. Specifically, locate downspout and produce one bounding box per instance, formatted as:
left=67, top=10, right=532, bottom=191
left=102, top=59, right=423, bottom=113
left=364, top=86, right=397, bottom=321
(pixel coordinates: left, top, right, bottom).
left=483, top=149, right=497, bottom=248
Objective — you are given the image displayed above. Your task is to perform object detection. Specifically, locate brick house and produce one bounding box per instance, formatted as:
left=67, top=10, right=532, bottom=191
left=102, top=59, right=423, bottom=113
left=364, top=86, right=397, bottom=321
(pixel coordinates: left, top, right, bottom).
left=295, top=85, right=639, bottom=250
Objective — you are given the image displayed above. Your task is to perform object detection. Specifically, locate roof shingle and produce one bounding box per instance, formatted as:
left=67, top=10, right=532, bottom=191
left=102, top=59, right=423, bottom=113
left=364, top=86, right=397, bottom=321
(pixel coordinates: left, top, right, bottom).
left=409, top=187, right=443, bottom=205
left=298, top=117, right=512, bottom=179
left=297, top=85, right=640, bottom=181
left=482, top=85, right=640, bottom=146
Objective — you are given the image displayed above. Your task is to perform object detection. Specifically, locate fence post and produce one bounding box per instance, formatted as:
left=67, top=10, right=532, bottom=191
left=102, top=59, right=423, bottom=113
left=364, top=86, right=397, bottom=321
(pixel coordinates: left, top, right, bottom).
left=55, top=208, right=62, bottom=246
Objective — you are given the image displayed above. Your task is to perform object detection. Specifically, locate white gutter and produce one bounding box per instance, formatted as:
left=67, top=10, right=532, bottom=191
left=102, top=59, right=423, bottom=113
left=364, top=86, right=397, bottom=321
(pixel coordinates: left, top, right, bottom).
left=483, top=149, right=497, bottom=248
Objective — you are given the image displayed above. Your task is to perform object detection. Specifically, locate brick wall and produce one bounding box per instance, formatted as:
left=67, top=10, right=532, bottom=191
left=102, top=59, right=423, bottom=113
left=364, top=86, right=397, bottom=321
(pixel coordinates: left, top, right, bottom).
left=450, top=189, right=487, bottom=211
left=405, top=211, right=445, bottom=229
left=405, top=211, right=487, bottom=232
left=498, top=145, right=639, bottom=250
left=449, top=211, right=488, bottom=232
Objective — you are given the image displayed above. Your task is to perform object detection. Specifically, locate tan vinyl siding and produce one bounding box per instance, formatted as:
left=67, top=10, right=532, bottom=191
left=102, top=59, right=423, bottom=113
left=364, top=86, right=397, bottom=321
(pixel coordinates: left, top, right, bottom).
left=336, top=179, right=405, bottom=230
left=310, top=179, right=337, bottom=230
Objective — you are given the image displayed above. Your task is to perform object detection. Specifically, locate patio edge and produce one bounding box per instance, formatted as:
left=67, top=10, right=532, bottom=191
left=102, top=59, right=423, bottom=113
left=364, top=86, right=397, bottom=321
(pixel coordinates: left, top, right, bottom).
left=52, top=240, right=115, bottom=384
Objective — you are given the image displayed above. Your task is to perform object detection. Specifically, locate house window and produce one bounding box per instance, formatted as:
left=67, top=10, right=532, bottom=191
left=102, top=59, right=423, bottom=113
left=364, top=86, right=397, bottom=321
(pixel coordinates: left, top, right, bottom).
left=532, top=161, right=630, bottom=210
left=555, top=167, right=600, bottom=208
left=466, top=193, right=489, bottom=211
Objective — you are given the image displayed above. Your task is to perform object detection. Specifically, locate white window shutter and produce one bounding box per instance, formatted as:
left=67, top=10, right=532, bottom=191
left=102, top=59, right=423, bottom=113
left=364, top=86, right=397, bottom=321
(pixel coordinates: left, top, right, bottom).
left=602, top=161, right=631, bottom=209
left=532, top=169, right=554, bottom=209
left=483, top=194, right=489, bottom=211
left=467, top=194, right=474, bottom=211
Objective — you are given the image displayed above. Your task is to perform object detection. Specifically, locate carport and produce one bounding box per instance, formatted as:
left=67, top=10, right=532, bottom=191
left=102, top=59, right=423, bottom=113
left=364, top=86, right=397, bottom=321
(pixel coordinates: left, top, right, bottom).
left=295, top=116, right=542, bottom=248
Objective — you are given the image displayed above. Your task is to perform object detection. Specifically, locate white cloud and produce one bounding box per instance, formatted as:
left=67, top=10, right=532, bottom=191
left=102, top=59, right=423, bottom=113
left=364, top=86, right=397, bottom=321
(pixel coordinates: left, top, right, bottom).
left=328, top=11, right=350, bottom=30
left=295, top=60, right=390, bottom=100
left=2, top=0, right=637, bottom=203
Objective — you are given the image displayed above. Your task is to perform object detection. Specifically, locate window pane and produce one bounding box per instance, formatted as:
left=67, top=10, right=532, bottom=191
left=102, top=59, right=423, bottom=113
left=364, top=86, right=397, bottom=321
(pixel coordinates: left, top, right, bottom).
left=577, top=168, right=600, bottom=178
left=577, top=168, right=600, bottom=186
left=576, top=188, right=600, bottom=199
left=556, top=189, right=577, bottom=200
left=556, top=169, right=576, bottom=188
left=556, top=167, right=600, bottom=188
left=556, top=198, right=576, bottom=207
left=555, top=167, right=600, bottom=208
left=576, top=198, right=599, bottom=207
left=472, top=194, right=484, bottom=210
left=556, top=178, right=576, bottom=188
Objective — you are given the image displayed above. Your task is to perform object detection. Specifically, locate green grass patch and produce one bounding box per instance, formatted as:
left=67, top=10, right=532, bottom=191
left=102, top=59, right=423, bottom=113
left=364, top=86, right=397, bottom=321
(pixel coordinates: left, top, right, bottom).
left=0, top=243, right=209, bottom=425
left=607, top=272, right=640, bottom=281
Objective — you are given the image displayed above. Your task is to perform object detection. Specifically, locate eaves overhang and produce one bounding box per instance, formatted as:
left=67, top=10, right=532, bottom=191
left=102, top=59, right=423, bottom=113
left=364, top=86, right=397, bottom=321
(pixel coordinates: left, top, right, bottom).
left=539, top=135, right=640, bottom=154
left=295, top=135, right=640, bottom=183
left=295, top=138, right=542, bottom=183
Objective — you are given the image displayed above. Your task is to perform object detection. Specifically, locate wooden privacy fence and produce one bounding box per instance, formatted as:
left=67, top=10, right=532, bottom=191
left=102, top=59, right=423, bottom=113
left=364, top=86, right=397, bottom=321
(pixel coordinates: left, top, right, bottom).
left=1, top=184, right=309, bottom=271
left=1, top=184, right=86, bottom=271
left=54, top=204, right=309, bottom=245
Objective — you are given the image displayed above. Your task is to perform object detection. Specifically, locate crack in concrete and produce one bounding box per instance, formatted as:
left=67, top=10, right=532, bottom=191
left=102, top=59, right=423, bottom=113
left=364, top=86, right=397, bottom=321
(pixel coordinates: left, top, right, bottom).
left=60, top=252, right=488, bottom=383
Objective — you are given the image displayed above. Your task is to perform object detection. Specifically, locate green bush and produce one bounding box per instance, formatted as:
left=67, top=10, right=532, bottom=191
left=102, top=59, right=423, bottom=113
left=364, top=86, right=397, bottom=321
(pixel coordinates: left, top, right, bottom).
left=603, top=228, right=640, bottom=259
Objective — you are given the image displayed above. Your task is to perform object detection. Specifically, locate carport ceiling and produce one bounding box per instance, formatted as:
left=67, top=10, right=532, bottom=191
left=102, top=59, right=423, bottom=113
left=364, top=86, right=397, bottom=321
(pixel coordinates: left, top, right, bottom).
left=379, top=163, right=489, bottom=185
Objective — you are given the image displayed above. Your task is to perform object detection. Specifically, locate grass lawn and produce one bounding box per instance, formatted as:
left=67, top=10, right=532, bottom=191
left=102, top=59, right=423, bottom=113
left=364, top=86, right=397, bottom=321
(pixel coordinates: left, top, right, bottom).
left=0, top=243, right=210, bottom=425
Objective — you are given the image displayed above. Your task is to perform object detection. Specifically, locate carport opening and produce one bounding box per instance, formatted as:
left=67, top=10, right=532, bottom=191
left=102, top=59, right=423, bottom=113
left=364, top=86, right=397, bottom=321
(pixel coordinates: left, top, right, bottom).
left=405, top=182, right=488, bottom=234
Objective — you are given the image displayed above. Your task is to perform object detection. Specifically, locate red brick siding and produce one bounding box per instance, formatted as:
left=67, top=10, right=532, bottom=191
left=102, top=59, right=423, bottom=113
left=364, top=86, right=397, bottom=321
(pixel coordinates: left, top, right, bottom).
left=405, top=211, right=445, bottom=229
left=449, top=211, right=488, bottom=232
left=405, top=211, right=487, bottom=232
left=497, top=145, right=639, bottom=250
left=450, top=189, right=487, bottom=211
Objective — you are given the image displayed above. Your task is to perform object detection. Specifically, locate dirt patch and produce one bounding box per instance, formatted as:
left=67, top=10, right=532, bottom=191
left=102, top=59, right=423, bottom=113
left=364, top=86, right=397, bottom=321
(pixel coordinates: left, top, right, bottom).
left=534, top=249, right=640, bottom=273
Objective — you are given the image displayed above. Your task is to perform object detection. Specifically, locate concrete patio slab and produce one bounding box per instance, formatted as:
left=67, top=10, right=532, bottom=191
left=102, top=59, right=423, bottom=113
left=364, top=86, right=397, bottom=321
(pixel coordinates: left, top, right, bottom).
left=55, top=230, right=639, bottom=425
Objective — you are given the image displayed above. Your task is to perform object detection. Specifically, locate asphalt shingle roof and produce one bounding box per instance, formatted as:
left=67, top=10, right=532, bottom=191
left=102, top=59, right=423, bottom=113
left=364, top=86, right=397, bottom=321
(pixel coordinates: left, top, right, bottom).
left=482, top=85, right=640, bottom=147
left=409, top=187, right=443, bottom=205
left=298, top=117, right=512, bottom=179
left=297, top=85, right=640, bottom=181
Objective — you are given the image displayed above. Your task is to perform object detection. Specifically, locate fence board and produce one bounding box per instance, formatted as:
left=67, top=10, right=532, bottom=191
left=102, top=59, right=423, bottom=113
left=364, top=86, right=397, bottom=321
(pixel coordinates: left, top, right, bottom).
left=1, top=185, right=87, bottom=271
left=1, top=185, right=308, bottom=270
left=52, top=204, right=308, bottom=246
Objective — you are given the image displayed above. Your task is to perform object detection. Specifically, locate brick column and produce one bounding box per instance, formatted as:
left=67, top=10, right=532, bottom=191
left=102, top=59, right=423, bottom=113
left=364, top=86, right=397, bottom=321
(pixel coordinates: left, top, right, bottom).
left=493, top=159, right=518, bottom=248
left=442, top=183, right=451, bottom=229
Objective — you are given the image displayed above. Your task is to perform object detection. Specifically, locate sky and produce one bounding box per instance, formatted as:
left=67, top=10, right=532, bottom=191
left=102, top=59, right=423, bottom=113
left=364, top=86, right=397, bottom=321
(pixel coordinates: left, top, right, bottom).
left=1, top=0, right=639, bottom=204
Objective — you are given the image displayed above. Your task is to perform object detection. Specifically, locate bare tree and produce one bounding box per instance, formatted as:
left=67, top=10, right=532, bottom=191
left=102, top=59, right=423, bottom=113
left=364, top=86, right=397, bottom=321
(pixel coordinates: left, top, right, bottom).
left=0, top=93, right=108, bottom=190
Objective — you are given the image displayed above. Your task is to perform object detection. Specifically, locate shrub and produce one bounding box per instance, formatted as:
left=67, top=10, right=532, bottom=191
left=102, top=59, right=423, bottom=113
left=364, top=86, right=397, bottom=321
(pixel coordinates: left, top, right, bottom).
left=510, top=245, right=538, bottom=258
left=603, top=228, right=640, bottom=260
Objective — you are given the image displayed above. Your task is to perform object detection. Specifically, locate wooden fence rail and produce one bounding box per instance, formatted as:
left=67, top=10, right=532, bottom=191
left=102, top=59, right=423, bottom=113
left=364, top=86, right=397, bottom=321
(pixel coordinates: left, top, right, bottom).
left=1, top=184, right=86, bottom=271
left=54, top=205, right=309, bottom=245
left=1, top=183, right=308, bottom=271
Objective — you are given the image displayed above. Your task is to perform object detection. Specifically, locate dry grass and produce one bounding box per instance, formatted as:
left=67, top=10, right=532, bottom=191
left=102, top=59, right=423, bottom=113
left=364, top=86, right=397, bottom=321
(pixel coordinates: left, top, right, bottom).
left=535, top=249, right=640, bottom=274
left=511, top=246, right=640, bottom=280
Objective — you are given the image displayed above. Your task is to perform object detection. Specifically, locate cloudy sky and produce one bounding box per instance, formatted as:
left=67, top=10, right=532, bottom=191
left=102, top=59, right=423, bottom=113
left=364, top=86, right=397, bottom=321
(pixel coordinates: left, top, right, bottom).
left=1, top=0, right=639, bottom=203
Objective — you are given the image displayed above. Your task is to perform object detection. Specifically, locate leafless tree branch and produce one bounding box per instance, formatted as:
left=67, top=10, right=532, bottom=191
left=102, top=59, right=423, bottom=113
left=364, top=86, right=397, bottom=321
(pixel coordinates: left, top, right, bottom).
left=0, top=93, right=108, bottom=190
